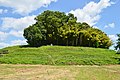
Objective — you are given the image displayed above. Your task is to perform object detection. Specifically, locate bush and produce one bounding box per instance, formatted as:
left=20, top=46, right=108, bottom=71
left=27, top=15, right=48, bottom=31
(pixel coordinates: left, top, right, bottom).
left=116, top=50, right=120, bottom=54
left=0, top=50, right=9, bottom=54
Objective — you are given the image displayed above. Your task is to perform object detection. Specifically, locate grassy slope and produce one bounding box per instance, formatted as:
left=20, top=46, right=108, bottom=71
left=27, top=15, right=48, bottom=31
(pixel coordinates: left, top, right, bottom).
left=0, top=46, right=120, bottom=65
left=0, top=64, right=120, bottom=80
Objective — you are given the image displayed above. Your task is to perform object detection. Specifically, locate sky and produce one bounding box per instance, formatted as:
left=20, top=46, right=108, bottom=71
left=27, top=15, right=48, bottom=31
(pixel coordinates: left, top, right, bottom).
left=0, top=0, right=120, bottom=49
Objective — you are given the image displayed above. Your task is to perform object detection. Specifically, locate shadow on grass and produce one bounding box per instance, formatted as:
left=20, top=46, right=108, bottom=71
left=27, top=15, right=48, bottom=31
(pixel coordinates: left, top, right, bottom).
left=19, top=45, right=47, bottom=48
left=19, top=45, right=39, bottom=48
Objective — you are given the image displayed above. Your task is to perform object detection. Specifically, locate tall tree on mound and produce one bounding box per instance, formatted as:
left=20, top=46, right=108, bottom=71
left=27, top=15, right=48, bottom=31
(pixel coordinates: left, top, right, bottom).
left=115, top=34, right=120, bottom=50
left=23, top=10, right=112, bottom=48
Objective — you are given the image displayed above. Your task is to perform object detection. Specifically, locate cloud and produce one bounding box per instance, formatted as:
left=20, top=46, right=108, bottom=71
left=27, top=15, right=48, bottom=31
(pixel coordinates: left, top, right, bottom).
left=0, top=42, right=10, bottom=48
left=108, top=34, right=118, bottom=50
left=0, top=31, right=27, bottom=48
left=11, top=39, right=27, bottom=46
left=0, top=9, right=8, bottom=14
left=0, top=0, right=57, bottom=15
left=1, top=15, right=36, bottom=31
left=104, top=23, right=115, bottom=28
left=0, top=14, right=37, bottom=48
left=0, top=15, right=36, bottom=48
left=69, top=0, right=113, bottom=26
left=108, top=34, right=118, bottom=42
left=92, top=26, right=99, bottom=29
left=0, top=40, right=27, bottom=49
left=0, top=31, right=8, bottom=41
left=1, top=15, right=36, bottom=38
left=9, top=30, right=23, bottom=38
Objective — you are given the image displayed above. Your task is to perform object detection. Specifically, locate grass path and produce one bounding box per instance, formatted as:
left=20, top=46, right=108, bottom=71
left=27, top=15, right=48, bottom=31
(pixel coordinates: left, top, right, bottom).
left=0, top=64, right=120, bottom=80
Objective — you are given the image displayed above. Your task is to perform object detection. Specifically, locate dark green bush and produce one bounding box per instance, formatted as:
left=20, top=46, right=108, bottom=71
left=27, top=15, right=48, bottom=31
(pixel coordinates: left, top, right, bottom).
left=0, top=50, right=9, bottom=54
left=116, top=50, right=120, bottom=54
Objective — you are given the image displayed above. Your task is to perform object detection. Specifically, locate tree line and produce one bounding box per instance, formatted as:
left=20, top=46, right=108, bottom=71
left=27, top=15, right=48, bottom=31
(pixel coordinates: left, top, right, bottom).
left=23, top=10, right=112, bottom=48
left=115, top=34, right=120, bottom=50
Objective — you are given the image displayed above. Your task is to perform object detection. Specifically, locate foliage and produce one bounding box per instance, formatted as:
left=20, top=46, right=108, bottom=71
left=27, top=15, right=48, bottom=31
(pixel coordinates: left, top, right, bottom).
left=0, top=46, right=119, bottom=65
left=23, top=10, right=112, bottom=48
left=0, top=50, right=9, bottom=54
left=115, top=34, right=120, bottom=50
left=116, top=50, right=120, bottom=54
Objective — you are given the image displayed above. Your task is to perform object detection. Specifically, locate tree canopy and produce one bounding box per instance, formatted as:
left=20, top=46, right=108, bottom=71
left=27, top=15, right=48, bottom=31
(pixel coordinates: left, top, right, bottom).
left=23, top=10, right=112, bottom=48
left=115, top=34, right=120, bottom=50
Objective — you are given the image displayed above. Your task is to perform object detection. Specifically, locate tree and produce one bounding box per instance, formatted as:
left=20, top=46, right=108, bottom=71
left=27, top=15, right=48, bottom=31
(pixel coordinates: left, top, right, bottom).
left=23, top=24, right=46, bottom=47
left=23, top=10, right=112, bottom=48
left=115, top=34, right=120, bottom=50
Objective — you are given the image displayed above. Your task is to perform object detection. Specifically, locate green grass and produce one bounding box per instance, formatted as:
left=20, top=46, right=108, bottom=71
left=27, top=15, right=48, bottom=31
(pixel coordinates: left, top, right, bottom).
left=0, top=45, right=120, bottom=65
left=0, top=64, right=120, bottom=80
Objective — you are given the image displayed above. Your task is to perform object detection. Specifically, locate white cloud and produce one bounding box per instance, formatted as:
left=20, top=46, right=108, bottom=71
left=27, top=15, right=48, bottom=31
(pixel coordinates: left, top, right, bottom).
left=0, top=42, right=9, bottom=48
left=1, top=15, right=36, bottom=38
left=1, top=15, right=36, bottom=31
left=0, top=0, right=57, bottom=15
left=69, top=0, right=113, bottom=26
left=11, top=40, right=27, bottom=46
left=108, top=34, right=118, bottom=50
left=0, top=40, right=27, bottom=49
left=0, top=15, right=36, bottom=48
left=108, top=34, right=118, bottom=42
left=0, top=9, right=8, bottom=14
left=104, top=23, right=115, bottom=28
left=9, top=30, right=23, bottom=38
left=0, top=31, right=8, bottom=41
left=92, top=26, right=99, bottom=29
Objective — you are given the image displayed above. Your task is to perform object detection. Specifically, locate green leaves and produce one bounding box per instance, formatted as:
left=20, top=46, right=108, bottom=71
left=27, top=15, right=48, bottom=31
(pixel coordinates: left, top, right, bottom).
left=115, top=34, right=120, bottom=50
left=23, top=10, right=112, bottom=48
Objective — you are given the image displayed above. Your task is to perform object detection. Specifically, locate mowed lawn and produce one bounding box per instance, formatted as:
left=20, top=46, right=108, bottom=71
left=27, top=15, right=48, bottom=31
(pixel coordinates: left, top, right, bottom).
left=0, top=46, right=120, bottom=80
left=0, top=64, right=120, bottom=80
left=0, top=46, right=120, bottom=65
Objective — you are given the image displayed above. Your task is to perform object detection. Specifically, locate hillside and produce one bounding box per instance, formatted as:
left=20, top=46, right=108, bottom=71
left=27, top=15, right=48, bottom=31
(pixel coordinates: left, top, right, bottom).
left=0, top=46, right=120, bottom=65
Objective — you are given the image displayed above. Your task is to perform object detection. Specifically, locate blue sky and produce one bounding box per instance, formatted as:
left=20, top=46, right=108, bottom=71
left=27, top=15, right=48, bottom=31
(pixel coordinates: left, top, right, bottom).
left=0, top=0, right=119, bottom=49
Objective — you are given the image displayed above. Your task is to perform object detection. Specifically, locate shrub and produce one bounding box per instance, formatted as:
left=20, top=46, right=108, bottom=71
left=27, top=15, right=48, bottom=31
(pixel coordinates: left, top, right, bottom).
left=0, top=50, right=9, bottom=54
left=116, top=50, right=120, bottom=54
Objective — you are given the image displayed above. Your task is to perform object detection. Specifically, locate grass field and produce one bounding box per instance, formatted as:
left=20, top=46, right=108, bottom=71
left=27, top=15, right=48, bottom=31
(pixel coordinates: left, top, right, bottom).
left=0, top=64, right=120, bottom=80
left=0, top=46, right=120, bottom=65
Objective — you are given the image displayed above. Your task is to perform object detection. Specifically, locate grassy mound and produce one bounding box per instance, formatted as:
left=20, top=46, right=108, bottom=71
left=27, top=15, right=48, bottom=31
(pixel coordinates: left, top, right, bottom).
left=0, top=46, right=120, bottom=65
